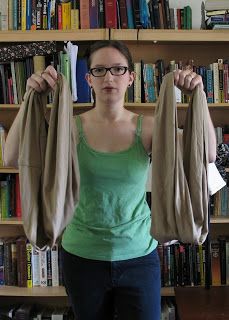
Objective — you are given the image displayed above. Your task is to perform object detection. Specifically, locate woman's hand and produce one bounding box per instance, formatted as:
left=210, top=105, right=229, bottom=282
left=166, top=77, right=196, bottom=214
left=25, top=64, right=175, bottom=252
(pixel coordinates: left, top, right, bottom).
left=173, top=67, right=203, bottom=95
left=26, top=65, right=58, bottom=93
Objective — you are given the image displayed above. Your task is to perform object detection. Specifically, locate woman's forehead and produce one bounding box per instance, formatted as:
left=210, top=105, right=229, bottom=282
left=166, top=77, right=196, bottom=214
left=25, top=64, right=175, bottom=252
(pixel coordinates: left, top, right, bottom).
left=90, top=47, right=127, bottom=65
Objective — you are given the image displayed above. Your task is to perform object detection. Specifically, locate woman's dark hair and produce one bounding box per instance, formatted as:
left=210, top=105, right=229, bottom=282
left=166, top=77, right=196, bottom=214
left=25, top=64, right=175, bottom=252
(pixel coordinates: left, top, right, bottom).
left=84, top=40, right=134, bottom=72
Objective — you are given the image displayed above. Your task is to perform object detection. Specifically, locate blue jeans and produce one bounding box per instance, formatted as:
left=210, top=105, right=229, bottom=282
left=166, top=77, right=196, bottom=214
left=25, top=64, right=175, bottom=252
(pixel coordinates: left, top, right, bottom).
left=61, top=247, right=161, bottom=320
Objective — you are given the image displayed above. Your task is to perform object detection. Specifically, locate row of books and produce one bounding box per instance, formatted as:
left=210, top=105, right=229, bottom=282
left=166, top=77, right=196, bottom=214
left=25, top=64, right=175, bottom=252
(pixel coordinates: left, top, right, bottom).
left=0, top=304, right=74, bottom=320
left=205, top=0, right=229, bottom=30
left=131, top=59, right=229, bottom=104
left=211, top=185, right=229, bottom=217
left=0, top=237, right=63, bottom=288
left=157, top=237, right=229, bottom=288
left=0, top=0, right=192, bottom=31
left=0, top=174, right=21, bottom=219
left=0, top=50, right=91, bottom=105
left=1, top=38, right=229, bottom=105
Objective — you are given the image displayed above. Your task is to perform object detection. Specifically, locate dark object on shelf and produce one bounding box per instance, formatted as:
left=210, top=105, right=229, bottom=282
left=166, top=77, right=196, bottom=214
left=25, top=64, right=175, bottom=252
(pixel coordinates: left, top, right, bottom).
left=0, top=41, right=57, bottom=62
left=175, top=286, right=229, bottom=320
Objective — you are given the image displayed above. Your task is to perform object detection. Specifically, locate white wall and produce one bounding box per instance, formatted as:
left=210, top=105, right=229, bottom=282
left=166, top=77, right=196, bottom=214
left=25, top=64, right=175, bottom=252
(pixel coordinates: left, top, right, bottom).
left=169, top=0, right=205, bottom=29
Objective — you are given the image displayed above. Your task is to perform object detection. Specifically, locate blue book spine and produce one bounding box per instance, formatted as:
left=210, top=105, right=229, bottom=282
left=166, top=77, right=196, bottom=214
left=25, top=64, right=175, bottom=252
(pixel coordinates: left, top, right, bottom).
left=126, top=0, right=135, bottom=28
left=26, top=0, right=32, bottom=30
left=76, top=58, right=91, bottom=103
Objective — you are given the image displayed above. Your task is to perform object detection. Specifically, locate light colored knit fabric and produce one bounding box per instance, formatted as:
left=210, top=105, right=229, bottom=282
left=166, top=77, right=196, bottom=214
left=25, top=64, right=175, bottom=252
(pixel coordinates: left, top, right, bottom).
left=151, top=72, right=209, bottom=244
left=18, top=74, right=80, bottom=250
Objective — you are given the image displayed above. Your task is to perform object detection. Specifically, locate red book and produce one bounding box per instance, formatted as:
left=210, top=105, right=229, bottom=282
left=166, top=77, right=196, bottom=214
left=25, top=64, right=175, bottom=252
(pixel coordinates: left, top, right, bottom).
left=80, top=0, right=90, bottom=29
left=105, top=0, right=117, bottom=28
left=58, top=4, right=63, bottom=29
left=119, top=0, right=128, bottom=28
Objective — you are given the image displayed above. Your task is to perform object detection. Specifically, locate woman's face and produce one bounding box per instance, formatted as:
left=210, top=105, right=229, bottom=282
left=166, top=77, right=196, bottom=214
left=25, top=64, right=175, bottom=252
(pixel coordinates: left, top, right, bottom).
left=86, top=47, right=134, bottom=105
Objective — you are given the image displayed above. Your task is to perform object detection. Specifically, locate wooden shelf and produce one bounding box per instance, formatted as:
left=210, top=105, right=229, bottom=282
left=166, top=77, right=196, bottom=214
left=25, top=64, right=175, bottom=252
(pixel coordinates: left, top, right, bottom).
left=210, top=217, right=229, bottom=224
left=138, top=29, right=229, bottom=43
left=0, top=29, right=228, bottom=43
left=0, top=285, right=174, bottom=297
left=0, top=29, right=109, bottom=42
left=0, top=167, right=19, bottom=173
left=0, top=285, right=67, bottom=297
left=0, top=218, right=22, bottom=225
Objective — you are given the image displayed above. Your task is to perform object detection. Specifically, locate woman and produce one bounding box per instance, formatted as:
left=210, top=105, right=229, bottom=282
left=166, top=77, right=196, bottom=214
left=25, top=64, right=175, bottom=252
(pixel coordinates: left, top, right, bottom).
left=4, top=40, right=216, bottom=320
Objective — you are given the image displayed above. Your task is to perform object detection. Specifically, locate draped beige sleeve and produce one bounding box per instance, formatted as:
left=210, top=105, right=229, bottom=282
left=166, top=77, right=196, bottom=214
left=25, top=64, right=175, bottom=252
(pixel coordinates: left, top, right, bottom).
left=18, top=74, right=80, bottom=250
left=151, top=72, right=209, bottom=244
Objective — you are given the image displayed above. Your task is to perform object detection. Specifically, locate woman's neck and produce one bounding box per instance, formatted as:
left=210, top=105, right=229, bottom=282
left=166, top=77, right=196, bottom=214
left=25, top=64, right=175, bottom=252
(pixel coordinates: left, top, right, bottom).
left=93, top=99, right=126, bottom=122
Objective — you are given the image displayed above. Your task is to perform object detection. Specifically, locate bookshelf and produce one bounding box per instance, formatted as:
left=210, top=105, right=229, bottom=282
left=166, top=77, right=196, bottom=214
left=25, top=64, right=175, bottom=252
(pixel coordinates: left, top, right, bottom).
left=0, top=29, right=229, bottom=310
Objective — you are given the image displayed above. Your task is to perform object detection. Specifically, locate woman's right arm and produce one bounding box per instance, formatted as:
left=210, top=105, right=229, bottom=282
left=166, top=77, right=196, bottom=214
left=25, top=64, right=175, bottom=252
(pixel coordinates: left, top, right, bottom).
left=4, top=66, right=58, bottom=167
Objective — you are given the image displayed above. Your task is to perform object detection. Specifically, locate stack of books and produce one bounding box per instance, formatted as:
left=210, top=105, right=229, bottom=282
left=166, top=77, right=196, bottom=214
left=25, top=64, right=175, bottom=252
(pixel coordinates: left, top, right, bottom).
left=205, top=0, right=229, bottom=29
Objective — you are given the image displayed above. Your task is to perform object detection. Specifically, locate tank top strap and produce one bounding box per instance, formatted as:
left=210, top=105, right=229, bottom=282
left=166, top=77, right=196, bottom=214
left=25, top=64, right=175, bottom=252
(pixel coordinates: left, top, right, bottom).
left=135, top=114, right=143, bottom=137
left=75, top=115, right=84, bottom=139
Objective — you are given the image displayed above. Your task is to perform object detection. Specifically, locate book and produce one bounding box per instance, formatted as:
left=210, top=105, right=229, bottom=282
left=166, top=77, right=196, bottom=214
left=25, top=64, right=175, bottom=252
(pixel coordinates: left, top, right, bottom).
left=26, top=241, right=33, bottom=288
left=205, top=0, right=229, bottom=11
left=80, top=0, right=90, bottom=29
left=89, top=0, right=99, bottom=28
left=31, top=246, right=40, bottom=287
left=105, top=0, right=117, bottom=28
left=76, top=58, right=91, bottom=103
left=62, top=2, right=71, bottom=30
left=211, top=241, right=221, bottom=285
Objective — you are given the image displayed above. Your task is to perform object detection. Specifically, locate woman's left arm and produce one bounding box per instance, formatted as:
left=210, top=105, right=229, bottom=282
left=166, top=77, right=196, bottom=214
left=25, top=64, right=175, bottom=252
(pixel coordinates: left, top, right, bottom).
left=173, top=68, right=217, bottom=163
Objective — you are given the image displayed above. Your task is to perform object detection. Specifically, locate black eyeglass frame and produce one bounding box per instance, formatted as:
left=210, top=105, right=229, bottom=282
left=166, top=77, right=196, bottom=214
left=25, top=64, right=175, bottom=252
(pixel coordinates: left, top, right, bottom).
left=89, top=66, right=130, bottom=77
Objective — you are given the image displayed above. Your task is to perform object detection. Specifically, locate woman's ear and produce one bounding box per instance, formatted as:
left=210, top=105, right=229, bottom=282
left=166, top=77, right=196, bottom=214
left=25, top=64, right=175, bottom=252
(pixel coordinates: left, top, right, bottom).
left=128, top=71, right=135, bottom=87
left=85, top=73, right=92, bottom=87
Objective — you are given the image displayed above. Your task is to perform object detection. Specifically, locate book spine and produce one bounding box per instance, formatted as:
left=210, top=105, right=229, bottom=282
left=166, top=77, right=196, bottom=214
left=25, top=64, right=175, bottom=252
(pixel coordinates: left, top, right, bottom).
left=39, top=250, right=47, bottom=287
left=134, top=62, right=141, bottom=103
left=119, top=0, right=128, bottom=29
left=226, top=240, right=229, bottom=285
left=46, top=248, right=52, bottom=286
left=89, top=0, right=99, bottom=28
left=98, top=0, right=104, bottom=28
left=212, top=62, right=219, bottom=103
left=51, top=244, right=59, bottom=287
left=21, top=0, right=27, bottom=31
left=0, top=239, right=4, bottom=285
left=31, top=0, right=37, bottom=30
left=16, top=237, right=27, bottom=287
left=105, top=0, right=117, bottom=28
left=26, top=242, right=33, bottom=288
left=80, top=0, right=90, bottom=29
left=62, top=2, right=71, bottom=30
left=31, top=246, right=40, bottom=286
left=71, top=9, right=79, bottom=29
left=36, top=0, right=43, bottom=30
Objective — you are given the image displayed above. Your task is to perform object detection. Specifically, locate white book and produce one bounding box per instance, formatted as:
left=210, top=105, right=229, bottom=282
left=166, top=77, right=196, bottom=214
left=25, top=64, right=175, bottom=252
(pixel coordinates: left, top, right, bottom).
left=31, top=247, right=40, bottom=287
left=51, top=244, right=59, bottom=287
left=0, top=2, right=9, bottom=30
left=39, top=250, right=47, bottom=287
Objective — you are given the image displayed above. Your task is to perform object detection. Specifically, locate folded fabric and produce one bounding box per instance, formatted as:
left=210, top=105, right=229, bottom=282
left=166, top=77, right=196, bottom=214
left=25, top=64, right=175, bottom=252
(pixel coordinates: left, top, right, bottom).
left=18, top=74, right=80, bottom=250
left=151, top=72, right=209, bottom=244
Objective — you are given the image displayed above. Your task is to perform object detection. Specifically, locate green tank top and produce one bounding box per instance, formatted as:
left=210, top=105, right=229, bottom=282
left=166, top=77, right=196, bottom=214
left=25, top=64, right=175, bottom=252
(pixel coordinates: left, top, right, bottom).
left=62, top=114, right=157, bottom=261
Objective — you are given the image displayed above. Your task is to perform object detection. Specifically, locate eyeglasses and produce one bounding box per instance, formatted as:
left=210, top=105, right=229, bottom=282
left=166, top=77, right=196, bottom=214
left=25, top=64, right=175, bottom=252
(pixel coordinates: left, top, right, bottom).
left=89, top=66, right=129, bottom=77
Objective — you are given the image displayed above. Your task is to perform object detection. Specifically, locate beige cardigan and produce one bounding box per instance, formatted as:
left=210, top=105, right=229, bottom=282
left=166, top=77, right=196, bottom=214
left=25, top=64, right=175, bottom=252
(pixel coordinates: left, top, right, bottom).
left=151, top=72, right=209, bottom=244
left=18, top=74, right=80, bottom=250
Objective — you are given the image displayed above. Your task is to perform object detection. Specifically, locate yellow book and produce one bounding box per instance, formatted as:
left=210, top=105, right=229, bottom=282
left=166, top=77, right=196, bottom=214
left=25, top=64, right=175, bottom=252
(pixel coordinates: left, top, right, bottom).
left=26, top=242, right=33, bottom=288
left=21, top=0, right=26, bottom=31
left=62, top=2, right=71, bottom=30
left=33, top=56, right=46, bottom=73
left=71, top=9, right=79, bottom=29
